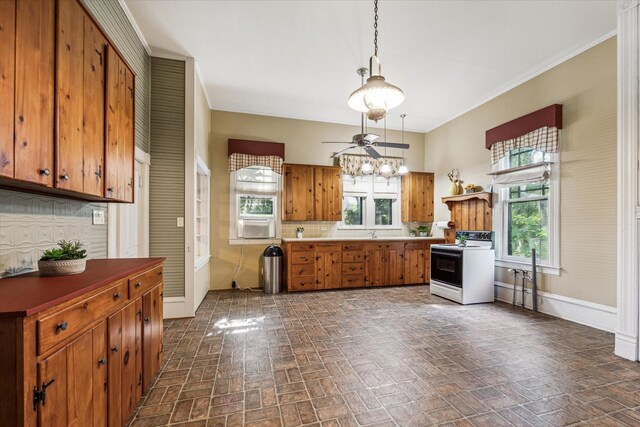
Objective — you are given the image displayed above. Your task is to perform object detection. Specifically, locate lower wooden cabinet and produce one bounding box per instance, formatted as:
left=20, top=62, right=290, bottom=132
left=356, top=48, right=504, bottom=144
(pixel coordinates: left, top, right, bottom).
left=285, top=239, right=443, bottom=291
left=0, top=259, right=164, bottom=427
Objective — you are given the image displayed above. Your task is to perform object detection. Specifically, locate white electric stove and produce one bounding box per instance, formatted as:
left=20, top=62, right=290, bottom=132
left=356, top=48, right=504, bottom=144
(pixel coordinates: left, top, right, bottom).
left=430, top=231, right=495, bottom=304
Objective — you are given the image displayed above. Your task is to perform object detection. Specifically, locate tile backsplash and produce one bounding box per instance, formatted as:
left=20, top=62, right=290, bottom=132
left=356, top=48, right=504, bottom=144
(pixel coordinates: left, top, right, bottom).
left=281, top=222, right=433, bottom=239
left=0, top=189, right=108, bottom=278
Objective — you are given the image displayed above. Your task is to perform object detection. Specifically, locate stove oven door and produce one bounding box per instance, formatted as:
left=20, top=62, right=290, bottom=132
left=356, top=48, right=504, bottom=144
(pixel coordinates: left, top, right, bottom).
left=430, top=248, right=463, bottom=288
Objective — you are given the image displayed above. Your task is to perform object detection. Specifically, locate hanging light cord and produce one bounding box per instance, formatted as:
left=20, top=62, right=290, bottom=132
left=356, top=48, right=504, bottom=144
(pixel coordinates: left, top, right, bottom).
left=374, top=0, right=379, bottom=57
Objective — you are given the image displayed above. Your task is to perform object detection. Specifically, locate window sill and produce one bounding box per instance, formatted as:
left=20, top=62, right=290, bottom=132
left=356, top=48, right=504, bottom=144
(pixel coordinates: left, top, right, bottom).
left=336, top=225, right=403, bottom=230
left=229, top=238, right=282, bottom=246
left=195, top=255, right=211, bottom=271
left=495, top=259, right=560, bottom=276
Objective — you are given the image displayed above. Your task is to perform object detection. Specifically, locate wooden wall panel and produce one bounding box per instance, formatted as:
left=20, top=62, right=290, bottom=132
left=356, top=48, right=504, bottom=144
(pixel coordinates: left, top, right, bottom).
left=14, top=0, right=55, bottom=186
left=56, top=0, right=85, bottom=192
left=443, top=194, right=493, bottom=243
left=0, top=0, right=15, bottom=178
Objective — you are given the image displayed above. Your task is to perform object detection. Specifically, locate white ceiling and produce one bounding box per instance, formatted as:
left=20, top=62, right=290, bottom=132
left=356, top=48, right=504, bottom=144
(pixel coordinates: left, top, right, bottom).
left=123, top=0, right=616, bottom=132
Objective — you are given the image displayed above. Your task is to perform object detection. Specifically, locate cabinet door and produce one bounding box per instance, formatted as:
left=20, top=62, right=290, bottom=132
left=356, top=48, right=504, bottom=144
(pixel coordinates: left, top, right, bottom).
left=82, top=16, right=106, bottom=197
left=14, top=0, right=55, bottom=185
left=151, top=284, right=163, bottom=377
left=283, top=164, right=314, bottom=221
left=121, top=301, right=137, bottom=425
left=316, top=251, right=341, bottom=289
left=92, top=321, right=108, bottom=427
left=365, top=250, right=386, bottom=287
left=314, top=167, right=342, bottom=221
left=388, top=249, right=404, bottom=285
left=401, top=173, right=434, bottom=223
left=134, top=297, right=143, bottom=402
left=142, top=290, right=152, bottom=390
left=56, top=0, right=84, bottom=191
left=0, top=0, right=15, bottom=178
left=107, top=310, right=122, bottom=427
left=121, top=66, right=134, bottom=202
left=37, top=347, right=67, bottom=427
left=67, top=329, right=94, bottom=426
left=404, top=249, right=425, bottom=284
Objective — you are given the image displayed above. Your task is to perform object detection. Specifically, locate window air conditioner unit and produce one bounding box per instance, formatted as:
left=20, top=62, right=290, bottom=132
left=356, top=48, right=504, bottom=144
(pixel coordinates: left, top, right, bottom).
left=238, top=218, right=275, bottom=239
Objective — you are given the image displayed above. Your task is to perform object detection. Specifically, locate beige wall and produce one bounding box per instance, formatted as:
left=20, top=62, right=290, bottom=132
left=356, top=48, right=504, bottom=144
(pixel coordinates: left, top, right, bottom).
left=209, top=111, right=425, bottom=290
left=424, top=37, right=617, bottom=307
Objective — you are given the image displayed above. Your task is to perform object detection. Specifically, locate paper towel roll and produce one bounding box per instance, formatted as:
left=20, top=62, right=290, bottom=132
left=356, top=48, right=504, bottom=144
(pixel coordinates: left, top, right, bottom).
left=435, top=221, right=451, bottom=229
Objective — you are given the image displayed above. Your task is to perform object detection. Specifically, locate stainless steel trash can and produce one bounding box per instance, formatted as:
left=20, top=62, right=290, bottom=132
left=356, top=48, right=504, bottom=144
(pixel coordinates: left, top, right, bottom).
left=261, top=245, right=283, bottom=294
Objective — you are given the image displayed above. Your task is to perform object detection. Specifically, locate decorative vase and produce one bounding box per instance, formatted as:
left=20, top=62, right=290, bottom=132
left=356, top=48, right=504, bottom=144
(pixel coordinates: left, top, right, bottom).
left=449, top=181, right=460, bottom=195
left=457, top=182, right=464, bottom=194
left=419, top=232, right=428, bottom=237
left=296, top=231, right=303, bottom=239
left=38, top=258, right=86, bottom=276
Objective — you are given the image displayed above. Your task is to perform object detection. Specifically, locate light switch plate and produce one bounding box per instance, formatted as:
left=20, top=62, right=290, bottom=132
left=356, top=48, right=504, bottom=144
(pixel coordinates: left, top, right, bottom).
left=92, top=209, right=105, bottom=225
left=177, top=217, right=184, bottom=227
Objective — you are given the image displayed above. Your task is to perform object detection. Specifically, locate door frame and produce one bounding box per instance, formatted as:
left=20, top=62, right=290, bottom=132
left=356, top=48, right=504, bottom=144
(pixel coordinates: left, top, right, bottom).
left=107, top=146, right=151, bottom=258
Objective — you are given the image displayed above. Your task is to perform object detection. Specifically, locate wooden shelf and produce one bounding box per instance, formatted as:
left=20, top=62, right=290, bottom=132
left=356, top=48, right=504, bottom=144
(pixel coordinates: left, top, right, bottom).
left=442, top=192, right=492, bottom=209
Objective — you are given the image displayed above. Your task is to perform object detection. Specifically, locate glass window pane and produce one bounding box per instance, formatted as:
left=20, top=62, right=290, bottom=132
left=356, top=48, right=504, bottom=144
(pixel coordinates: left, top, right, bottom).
left=509, top=181, right=550, bottom=199
left=343, top=196, right=363, bottom=225
left=508, top=199, right=549, bottom=261
left=236, top=167, right=278, bottom=192
left=374, top=199, right=392, bottom=225
left=508, top=148, right=550, bottom=168
left=239, top=196, right=274, bottom=216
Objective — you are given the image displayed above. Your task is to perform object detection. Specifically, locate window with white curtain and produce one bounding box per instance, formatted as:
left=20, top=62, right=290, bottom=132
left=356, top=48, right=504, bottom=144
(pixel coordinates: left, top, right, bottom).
left=195, top=156, right=211, bottom=269
left=494, top=148, right=560, bottom=274
left=340, top=175, right=401, bottom=229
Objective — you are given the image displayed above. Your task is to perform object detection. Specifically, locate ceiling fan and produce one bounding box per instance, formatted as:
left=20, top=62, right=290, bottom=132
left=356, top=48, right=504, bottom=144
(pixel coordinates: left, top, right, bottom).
left=323, top=68, right=410, bottom=159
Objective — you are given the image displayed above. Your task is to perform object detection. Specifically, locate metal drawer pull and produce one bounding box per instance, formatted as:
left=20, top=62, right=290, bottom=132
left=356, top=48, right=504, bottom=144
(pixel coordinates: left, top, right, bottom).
left=60, top=174, right=69, bottom=181
left=39, top=168, right=50, bottom=176
left=144, top=316, right=151, bottom=323
left=157, top=271, right=162, bottom=276
left=98, top=358, right=107, bottom=366
left=56, top=321, right=68, bottom=332
left=113, top=292, right=122, bottom=301
left=135, top=282, right=141, bottom=288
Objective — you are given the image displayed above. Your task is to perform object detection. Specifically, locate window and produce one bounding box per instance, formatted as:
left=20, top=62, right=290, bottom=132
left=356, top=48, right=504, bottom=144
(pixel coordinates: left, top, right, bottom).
left=340, top=175, right=401, bottom=229
left=494, top=148, right=559, bottom=274
left=195, top=155, right=211, bottom=269
left=230, top=166, right=280, bottom=243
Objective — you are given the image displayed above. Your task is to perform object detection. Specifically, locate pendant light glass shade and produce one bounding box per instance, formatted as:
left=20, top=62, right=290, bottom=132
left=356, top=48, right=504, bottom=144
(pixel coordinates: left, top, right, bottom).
left=398, top=164, right=409, bottom=174
left=380, top=163, right=391, bottom=174
left=348, top=69, right=404, bottom=122
left=361, top=161, right=373, bottom=173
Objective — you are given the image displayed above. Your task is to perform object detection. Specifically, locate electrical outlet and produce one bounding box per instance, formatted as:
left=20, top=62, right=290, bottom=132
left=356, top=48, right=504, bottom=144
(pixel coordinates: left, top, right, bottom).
left=321, top=226, right=328, bottom=231
left=92, top=209, right=105, bottom=225
left=177, top=217, right=184, bottom=227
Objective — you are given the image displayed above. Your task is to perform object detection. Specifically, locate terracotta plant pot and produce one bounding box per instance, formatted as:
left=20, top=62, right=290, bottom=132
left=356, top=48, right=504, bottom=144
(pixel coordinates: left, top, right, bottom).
left=38, top=258, right=86, bottom=276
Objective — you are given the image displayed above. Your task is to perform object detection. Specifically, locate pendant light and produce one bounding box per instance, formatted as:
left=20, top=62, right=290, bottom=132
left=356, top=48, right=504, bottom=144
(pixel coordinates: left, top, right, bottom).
left=348, top=0, right=404, bottom=122
left=380, top=117, right=392, bottom=174
left=398, top=114, right=409, bottom=175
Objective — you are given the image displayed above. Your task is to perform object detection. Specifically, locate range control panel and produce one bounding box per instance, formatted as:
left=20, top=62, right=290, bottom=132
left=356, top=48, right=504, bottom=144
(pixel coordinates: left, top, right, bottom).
left=455, top=230, right=493, bottom=242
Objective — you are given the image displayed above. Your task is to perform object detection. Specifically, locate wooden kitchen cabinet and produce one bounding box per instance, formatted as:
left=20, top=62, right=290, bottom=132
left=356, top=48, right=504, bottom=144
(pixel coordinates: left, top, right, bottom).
left=0, top=259, right=164, bottom=427
left=282, top=163, right=342, bottom=221
left=315, top=244, right=341, bottom=289
left=0, top=0, right=55, bottom=185
left=364, top=242, right=404, bottom=287
left=142, top=283, right=163, bottom=391
left=401, top=172, right=434, bottom=223
left=105, top=45, right=135, bottom=202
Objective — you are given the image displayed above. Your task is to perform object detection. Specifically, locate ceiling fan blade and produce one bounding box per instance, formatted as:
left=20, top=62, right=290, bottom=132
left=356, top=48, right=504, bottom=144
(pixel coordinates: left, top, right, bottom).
left=322, top=141, right=353, bottom=144
left=363, top=133, right=379, bottom=142
left=331, top=145, right=357, bottom=158
left=375, top=142, right=410, bottom=149
left=363, top=145, right=382, bottom=159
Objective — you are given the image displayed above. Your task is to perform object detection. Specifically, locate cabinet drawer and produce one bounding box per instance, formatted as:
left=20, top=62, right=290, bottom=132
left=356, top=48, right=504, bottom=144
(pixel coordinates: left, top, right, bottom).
left=290, top=243, right=316, bottom=252
left=289, top=276, right=316, bottom=291
left=364, top=242, right=404, bottom=251
left=342, top=275, right=364, bottom=288
left=129, top=265, right=163, bottom=299
left=291, top=263, right=315, bottom=277
left=316, top=244, right=341, bottom=252
left=404, top=242, right=425, bottom=250
left=291, top=252, right=315, bottom=264
left=342, top=243, right=363, bottom=251
left=342, top=263, right=364, bottom=275
left=342, top=251, right=364, bottom=263
left=37, top=281, right=128, bottom=355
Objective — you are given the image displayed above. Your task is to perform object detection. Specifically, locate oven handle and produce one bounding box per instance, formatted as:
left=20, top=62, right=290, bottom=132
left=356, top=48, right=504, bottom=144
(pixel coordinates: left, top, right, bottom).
left=431, top=249, right=463, bottom=259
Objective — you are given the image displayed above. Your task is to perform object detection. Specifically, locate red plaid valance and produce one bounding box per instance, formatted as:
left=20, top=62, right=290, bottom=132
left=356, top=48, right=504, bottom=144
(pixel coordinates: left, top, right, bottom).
left=227, top=139, right=285, bottom=174
left=228, top=153, right=282, bottom=174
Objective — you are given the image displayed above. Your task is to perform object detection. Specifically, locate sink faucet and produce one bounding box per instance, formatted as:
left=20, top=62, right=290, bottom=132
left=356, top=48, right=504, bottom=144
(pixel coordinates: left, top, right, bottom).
left=369, top=230, right=377, bottom=239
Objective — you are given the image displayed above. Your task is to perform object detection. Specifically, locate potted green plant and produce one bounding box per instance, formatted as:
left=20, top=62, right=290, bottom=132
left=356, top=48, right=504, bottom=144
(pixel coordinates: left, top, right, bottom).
left=296, top=227, right=304, bottom=239
left=417, top=225, right=430, bottom=237
left=38, top=240, right=88, bottom=276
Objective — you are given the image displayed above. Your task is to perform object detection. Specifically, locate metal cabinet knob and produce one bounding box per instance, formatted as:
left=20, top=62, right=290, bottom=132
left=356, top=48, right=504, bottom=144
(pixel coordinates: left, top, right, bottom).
left=135, top=282, right=141, bottom=288
left=60, top=174, right=69, bottom=181
left=107, top=187, right=113, bottom=193
left=39, top=168, right=50, bottom=176
left=56, top=321, right=68, bottom=332
left=113, top=292, right=121, bottom=301
left=144, top=316, right=151, bottom=323
left=98, top=358, right=107, bottom=366
left=111, top=346, right=119, bottom=353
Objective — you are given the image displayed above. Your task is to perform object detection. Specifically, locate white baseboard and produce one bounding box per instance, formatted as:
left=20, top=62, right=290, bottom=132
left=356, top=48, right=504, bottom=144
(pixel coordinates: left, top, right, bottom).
left=163, top=296, right=194, bottom=319
left=615, top=332, right=639, bottom=360
left=494, top=282, right=617, bottom=333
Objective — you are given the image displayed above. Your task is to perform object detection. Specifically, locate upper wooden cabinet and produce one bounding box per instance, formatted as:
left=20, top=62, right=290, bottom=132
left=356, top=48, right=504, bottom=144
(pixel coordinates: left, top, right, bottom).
left=282, top=163, right=342, bottom=221
left=0, top=0, right=55, bottom=185
left=0, top=0, right=135, bottom=202
left=401, top=172, right=435, bottom=223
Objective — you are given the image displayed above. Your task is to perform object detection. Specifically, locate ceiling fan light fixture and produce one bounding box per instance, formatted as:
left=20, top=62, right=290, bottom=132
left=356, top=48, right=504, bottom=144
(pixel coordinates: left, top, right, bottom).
left=380, top=163, right=391, bottom=174
left=361, top=161, right=373, bottom=173
left=398, top=164, right=409, bottom=174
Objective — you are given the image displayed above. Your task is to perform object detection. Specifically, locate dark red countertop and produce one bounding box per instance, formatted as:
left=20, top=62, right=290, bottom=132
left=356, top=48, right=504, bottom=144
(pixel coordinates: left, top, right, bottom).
left=0, top=258, right=164, bottom=318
